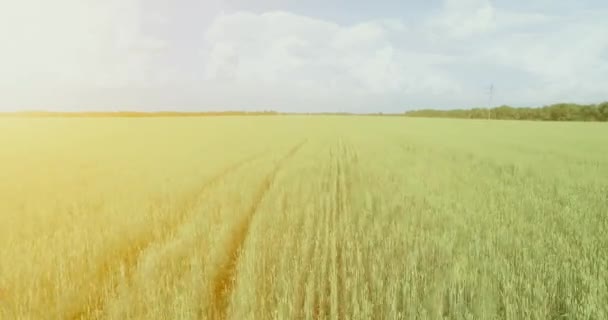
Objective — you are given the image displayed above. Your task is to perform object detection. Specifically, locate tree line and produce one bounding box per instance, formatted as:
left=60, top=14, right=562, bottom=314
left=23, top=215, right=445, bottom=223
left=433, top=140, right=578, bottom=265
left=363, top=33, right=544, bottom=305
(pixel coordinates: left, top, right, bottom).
left=3, top=102, right=608, bottom=120
left=404, top=102, right=608, bottom=121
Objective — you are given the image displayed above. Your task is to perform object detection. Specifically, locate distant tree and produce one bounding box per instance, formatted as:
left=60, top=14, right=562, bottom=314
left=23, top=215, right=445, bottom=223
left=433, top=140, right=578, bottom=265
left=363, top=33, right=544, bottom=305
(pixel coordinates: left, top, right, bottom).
left=547, top=104, right=569, bottom=121
left=599, top=102, right=608, bottom=121
left=404, top=101, right=608, bottom=122
left=469, top=108, right=487, bottom=119
left=578, top=105, right=599, bottom=121
left=494, top=105, right=517, bottom=120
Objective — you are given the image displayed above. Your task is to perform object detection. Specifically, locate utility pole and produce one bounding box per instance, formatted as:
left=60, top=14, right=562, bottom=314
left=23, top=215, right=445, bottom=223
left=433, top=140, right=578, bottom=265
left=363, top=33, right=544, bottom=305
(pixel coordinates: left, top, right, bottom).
left=487, top=83, right=494, bottom=120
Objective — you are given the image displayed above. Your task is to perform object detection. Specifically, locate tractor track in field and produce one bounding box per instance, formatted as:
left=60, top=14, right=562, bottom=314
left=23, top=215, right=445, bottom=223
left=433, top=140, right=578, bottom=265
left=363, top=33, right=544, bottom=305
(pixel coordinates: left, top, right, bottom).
left=335, top=140, right=356, bottom=320
left=66, top=151, right=266, bottom=320
left=295, top=202, right=320, bottom=318
left=209, top=139, right=308, bottom=320
left=312, top=166, right=332, bottom=320
left=294, top=168, right=324, bottom=319
left=312, top=138, right=354, bottom=320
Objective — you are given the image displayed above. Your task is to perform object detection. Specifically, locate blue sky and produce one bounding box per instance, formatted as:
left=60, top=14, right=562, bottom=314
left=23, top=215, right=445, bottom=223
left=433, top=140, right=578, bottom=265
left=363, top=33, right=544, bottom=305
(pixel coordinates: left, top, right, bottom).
left=0, top=0, right=607, bottom=112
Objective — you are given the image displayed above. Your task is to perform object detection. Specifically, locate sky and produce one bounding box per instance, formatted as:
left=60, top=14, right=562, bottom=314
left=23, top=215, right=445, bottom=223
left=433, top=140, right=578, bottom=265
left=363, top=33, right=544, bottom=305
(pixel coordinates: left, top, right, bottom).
left=0, top=0, right=607, bottom=113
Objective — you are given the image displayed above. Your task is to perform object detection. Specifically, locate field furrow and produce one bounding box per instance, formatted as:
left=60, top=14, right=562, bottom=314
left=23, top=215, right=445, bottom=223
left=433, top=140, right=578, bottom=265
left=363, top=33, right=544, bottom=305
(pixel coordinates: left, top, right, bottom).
left=211, top=140, right=307, bottom=319
left=65, top=151, right=265, bottom=320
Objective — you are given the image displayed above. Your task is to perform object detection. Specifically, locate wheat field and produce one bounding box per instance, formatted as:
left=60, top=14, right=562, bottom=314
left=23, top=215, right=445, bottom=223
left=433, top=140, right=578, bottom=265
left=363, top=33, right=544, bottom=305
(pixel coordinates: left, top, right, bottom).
left=0, top=116, right=607, bottom=320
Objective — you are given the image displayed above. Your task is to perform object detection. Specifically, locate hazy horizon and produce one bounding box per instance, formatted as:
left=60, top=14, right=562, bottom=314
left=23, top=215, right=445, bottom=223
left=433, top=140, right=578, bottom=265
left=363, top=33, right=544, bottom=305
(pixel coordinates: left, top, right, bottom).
left=1, top=0, right=607, bottom=113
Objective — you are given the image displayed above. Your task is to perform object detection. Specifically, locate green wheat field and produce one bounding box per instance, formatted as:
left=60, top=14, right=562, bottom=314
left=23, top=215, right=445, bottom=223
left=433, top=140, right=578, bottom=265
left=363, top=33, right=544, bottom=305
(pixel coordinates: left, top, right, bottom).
left=0, top=116, right=606, bottom=320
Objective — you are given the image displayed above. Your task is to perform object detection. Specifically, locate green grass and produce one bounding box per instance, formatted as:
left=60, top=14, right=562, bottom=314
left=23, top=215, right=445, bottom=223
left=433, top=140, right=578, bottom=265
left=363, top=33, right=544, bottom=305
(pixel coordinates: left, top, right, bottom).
left=0, top=116, right=606, bottom=319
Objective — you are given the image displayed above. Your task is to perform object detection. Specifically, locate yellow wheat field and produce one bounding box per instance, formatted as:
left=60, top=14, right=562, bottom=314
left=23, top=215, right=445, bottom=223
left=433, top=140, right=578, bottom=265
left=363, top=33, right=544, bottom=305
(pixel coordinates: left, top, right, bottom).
left=0, top=116, right=607, bottom=320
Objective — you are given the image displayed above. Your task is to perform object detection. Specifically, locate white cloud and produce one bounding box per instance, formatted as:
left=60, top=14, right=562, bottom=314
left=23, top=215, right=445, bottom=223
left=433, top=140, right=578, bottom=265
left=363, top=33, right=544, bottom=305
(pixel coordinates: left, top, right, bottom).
left=428, top=0, right=497, bottom=38
left=474, top=11, right=608, bottom=104
left=0, top=0, right=606, bottom=111
left=200, top=2, right=608, bottom=110
left=201, top=11, right=463, bottom=111
left=0, top=0, right=168, bottom=107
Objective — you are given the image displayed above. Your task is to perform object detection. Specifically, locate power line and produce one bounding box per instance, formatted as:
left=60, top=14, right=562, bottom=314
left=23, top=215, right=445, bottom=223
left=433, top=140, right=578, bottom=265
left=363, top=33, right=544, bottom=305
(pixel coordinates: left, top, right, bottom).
left=487, top=83, right=494, bottom=120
